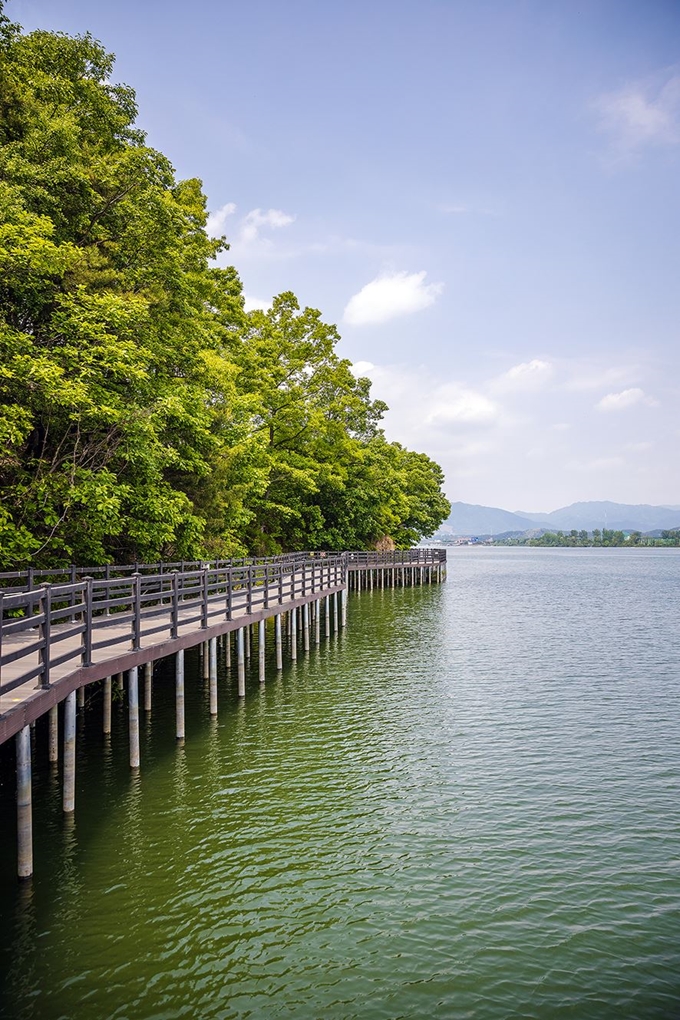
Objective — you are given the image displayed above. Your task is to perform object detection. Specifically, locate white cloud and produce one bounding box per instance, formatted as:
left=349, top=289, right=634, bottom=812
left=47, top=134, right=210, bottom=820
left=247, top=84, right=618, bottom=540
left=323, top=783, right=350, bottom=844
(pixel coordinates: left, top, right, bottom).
left=350, top=360, right=375, bottom=377
left=626, top=441, right=654, bottom=452
left=595, top=72, right=680, bottom=153
left=492, top=358, right=554, bottom=392
left=343, top=270, right=443, bottom=326
left=597, top=387, right=657, bottom=411
left=243, top=294, right=271, bottom=312
left=240, top=208, right=295, bottom=243
left=427, top=386, right=499, bottom=427
left=206, top=202, right=236, bottom=236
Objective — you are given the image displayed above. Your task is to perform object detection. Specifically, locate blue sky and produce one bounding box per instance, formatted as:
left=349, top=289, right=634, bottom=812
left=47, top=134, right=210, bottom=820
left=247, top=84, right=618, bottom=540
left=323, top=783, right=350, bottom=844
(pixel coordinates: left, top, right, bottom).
left=13, top=0, right=680, bottom=511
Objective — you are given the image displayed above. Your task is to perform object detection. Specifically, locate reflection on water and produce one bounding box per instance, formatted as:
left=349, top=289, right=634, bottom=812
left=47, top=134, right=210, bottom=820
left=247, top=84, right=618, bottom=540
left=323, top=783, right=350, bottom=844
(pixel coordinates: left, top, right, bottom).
left=0, top=548, right=679, bottom=1019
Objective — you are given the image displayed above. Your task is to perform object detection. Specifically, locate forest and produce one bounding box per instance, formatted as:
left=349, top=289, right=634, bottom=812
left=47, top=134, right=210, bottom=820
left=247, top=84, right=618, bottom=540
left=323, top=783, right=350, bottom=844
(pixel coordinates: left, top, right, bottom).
left=0, top=11, right=450, bottom=569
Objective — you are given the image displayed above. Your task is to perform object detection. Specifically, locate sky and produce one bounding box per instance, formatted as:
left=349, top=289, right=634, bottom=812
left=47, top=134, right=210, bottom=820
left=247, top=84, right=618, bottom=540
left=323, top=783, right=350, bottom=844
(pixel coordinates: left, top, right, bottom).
left=11, top=0, right=680, bottom=512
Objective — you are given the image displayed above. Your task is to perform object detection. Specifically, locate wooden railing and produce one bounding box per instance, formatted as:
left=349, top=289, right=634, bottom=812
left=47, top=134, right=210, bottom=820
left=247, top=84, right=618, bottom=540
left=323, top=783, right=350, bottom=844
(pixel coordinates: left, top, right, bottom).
left=0, top=554, right=345, bottom=700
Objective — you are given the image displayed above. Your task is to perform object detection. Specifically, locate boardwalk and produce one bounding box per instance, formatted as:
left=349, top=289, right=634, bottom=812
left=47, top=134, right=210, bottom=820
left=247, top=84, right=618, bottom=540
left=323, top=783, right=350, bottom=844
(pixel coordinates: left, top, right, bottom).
left=1, top=548, right=446, bottom=877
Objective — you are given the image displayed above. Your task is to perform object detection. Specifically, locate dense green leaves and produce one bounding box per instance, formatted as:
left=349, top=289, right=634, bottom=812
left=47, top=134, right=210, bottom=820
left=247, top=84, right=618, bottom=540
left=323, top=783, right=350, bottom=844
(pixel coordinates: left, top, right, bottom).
left=0, top=14, right=449, bottom=567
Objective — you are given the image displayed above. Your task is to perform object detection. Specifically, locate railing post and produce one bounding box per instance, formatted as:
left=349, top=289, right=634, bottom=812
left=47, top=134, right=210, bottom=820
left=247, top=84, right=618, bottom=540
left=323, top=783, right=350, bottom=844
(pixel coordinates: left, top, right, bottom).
left=26, top=567, right=34, bottom=618
left=227, top=568, right=233, bottom=621
left=171, top=570, right=179, bottom=638
left=70, top=564, right=77, bottom=620
left=265, top=564, right=269, bottom=608
left=82, top=577, right=93, bottom=667
left=38, top=583, right=52, bottom=689
left=104, top=563, right=111, bottom=616
left=201, top=567, right=209, bottom=629
left=247, top=564, right=253, bottom=616
left=279, top=565, right=283, bottom=605
left=132, top=573, right=142, bottom=651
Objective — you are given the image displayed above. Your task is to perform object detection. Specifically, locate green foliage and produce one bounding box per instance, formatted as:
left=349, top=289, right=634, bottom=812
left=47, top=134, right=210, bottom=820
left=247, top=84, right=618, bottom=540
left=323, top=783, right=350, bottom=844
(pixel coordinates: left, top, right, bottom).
left=0, top=16, right=449, bottom=567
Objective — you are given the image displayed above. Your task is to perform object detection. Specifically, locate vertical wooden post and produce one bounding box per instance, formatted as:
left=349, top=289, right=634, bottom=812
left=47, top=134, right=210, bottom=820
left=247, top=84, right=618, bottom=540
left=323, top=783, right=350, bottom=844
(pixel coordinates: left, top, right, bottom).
left=225, top=630, right=231, bottom=668
left=203, top=640, right=210, bottom=679
left=128, top=667, right=140, bottom=769
left=258, top=619, right=265, bottom=684
left=77, top=686, right=85, bottom=709
left=132, top=573, right=142, bottom=650
left=176, top=649, right=185, bottom=742
left=38, top=583, right=52, bottom=689
left=63, top=691, right=76, bottom=813
left=237, top=627, right=246, bottom=697
left=333, top=591, right=339, bottom=633
left=275, top=613, right=283, bottom=670
left=315, top=598, right=321, bottom=644
left=16, top=725, right=32, bottom=879
left=341, top=588, right=347, bottom=627
left=103, top=677, right=112, bottom=734
left=48, top=705, right=58, bottom=762
left=209, top=637, right=218, bottom=716
left=325, top=595, right=331, bottom=638
left=245, top=623, right=251, bottom=660
left=144, top=661, right=153, bottom=712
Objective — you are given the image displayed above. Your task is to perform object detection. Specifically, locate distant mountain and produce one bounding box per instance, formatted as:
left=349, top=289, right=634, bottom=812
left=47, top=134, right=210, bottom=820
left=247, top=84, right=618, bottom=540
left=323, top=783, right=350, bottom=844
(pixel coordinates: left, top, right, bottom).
left=436, top=502, right=539, bottom=536
left=516, top=501, right=680, bottom=533
left=435, top=500, right=680, bottom=537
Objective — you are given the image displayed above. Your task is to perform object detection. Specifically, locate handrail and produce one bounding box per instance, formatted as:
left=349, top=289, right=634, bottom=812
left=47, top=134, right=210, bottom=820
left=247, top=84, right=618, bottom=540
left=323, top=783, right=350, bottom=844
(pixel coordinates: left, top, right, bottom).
left=0, top=548, right=446, bottom=590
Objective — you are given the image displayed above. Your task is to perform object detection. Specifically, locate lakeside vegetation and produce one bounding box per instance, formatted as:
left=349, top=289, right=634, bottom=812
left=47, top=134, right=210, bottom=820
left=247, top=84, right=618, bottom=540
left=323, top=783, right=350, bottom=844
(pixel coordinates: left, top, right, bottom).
left=446, top=529, right=680, bottom=548
left=0, top=11, right=450, bottom=569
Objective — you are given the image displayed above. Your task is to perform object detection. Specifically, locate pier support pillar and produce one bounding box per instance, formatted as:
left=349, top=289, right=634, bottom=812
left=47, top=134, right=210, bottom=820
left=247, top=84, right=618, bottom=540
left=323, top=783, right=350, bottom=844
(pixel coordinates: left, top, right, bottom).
left=103, top=677, right=112, bottom=734
left=144, top=661, right=153, bottom=712
left=116, top=672, right=124, bottom=692
left=209, top=637, right=218, bottom=716
left=237, top=627, right=246, bottom=697
left=325, top=595, right=331, bottom=638
left=259, top=619, right=266, bottom=684
left=225, top=631, right=231, bottom=669
left=333, top=591, right=339, bottom=633
left=176, top=649, right=185, bottom=742
left=77, top=686, right=85, bottom=710
left=291, top=607, right=297, bottom=661
left=16, top=725, right=32, bottom=880
left=48, top=705, right=58, bottom=763
left=202, top=641, right=210, bottom=680
left=128, top=667, right=140, bottom=769
left=275, top=614, right=283, bottom=670
left=315, top=598, right=321, bottom=644
left=63, top=691, right=76, bottom=813
left=245, top=624, right=251, bottom=660
left=341, top=588, right=347, bottom=628
left=303, top=602, right=310, bottom=652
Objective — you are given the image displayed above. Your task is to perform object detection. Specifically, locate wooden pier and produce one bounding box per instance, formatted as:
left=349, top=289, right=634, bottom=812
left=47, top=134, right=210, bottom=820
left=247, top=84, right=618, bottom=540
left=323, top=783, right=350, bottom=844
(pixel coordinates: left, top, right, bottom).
left=0, top=548, right=446, bottom=878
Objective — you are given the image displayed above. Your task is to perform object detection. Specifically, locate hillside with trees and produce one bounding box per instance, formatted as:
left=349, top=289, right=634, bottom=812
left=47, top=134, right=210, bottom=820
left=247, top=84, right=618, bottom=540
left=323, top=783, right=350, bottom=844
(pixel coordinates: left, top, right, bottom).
left=0, top=10, right=449, bottom=568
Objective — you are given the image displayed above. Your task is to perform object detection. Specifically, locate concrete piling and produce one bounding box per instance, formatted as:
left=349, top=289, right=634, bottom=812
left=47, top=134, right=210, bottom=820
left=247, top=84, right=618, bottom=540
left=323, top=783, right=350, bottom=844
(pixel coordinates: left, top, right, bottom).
left=275, top=613, right=283, bottom=670
left=63, top=691, right=76, bottom=813
left=144, top=661, right=153, bottom=712
left=237, top=627, right=246, bottom=697
left=291, top=607, right=297, bottom=661
left=209, top=637, right=218, bottom=716
left=48, top=705, right=58, bottom=763
left=303, top=602, right=310, bottom=652
left=176, top=649, right=185, bottom=742
left=16, top=726, right=32, bottom=880
left=128, top=667, right=140, bottom=769
left=103, top=677, right=112, bottom=734
left=258, top=619, right=265, bottom=684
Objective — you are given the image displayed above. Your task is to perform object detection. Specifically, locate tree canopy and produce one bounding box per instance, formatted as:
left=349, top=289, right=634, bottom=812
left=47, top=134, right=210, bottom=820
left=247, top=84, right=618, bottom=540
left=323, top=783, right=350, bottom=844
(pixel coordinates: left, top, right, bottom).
left=0, top=12, right=450, bottom=568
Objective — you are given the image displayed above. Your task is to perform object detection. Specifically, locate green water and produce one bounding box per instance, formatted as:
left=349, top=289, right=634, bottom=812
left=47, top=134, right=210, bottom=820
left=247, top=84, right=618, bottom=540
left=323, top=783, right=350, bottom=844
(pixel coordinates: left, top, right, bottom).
left=1, top=548, right=679, bottom=1019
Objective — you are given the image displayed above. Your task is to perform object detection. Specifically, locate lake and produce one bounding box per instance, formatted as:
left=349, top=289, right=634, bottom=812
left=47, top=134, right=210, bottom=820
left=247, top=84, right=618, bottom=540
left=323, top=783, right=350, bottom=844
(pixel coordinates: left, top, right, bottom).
left=1, top=547, right=679, bottom=1018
